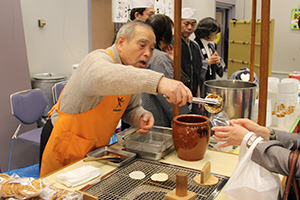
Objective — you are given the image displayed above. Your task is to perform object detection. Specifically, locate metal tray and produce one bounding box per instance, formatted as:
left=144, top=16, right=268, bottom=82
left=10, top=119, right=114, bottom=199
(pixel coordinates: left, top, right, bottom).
left=86, top=146, right=136, bottom=167
left=125, top=145, right=175, bottom=161
left=117, top=126, right=173, bottom=153
left=84, top=159, right=229, bottom=200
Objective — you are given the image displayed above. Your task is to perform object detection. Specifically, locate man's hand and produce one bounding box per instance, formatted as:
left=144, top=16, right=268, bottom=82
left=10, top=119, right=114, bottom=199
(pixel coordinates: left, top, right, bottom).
left=157, top=77, right=193, bottom=106
left=136, top=112, right=154, bottom=135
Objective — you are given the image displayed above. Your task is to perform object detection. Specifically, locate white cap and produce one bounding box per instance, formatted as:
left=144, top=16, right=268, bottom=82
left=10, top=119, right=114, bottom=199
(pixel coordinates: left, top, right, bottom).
left=182, top=8, right=197, bottom=20
left=131, top=0, right=155, bottom=9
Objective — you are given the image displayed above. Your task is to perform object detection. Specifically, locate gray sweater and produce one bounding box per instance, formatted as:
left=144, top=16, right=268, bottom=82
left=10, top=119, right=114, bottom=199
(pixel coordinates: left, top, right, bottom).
left=141, top=49, right=190, bottom=127
left=51, top=45, right=164, bottom=128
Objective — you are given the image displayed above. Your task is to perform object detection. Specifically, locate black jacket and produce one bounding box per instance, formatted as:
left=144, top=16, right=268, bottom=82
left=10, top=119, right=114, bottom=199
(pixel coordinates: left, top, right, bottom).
left=172, top=38, right=202, bottom=97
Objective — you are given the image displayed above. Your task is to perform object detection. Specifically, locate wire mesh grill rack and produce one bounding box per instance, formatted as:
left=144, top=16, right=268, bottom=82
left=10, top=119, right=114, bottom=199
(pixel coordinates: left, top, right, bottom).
left=84, top=159, right=228, bottom=200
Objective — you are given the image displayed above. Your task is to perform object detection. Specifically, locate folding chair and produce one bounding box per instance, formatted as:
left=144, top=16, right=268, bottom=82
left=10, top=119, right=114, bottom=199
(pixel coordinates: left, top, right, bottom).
left=9, top=89, right=48, bottom=173
left=51, top=80, right=67, bottom=104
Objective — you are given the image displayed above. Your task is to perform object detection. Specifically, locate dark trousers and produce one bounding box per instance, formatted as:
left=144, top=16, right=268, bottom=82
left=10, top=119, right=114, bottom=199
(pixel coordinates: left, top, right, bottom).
left=39, top=119, right=53, bottom=169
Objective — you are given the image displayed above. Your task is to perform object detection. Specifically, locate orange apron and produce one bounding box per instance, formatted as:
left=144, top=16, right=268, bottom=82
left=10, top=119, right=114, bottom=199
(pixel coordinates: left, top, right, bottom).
left=40, top=50, right=131, bottom=177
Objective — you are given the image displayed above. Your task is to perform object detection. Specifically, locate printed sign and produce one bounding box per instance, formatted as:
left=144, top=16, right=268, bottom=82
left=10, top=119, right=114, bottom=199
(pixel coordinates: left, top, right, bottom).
left=291, top=8, right=300, bottom=30
left=112, top=0, right=174, bottom=23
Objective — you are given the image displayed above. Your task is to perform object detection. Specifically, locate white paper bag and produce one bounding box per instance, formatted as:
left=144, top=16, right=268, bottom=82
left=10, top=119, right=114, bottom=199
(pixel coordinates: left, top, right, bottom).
left=224, top=132, right=281, bottom=200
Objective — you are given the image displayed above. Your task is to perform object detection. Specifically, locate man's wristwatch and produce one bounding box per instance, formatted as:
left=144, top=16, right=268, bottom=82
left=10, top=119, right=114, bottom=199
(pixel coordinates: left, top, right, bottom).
left=267, top=127, right=276, bottom=140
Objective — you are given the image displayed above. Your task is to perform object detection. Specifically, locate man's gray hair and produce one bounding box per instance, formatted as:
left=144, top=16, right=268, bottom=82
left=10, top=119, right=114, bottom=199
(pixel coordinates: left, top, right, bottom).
left=115, top=20, right=154, bottom=44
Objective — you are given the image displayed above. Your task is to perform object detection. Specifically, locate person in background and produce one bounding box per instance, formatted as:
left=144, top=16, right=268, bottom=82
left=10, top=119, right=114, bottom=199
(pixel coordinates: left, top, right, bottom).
left=111, top=0, right=155, bottom=45
left=212, top=118, right=300, bottom=196
left=172, top=8, right=203, bottom=113
left=119, top=0, right=155, bottom=130
left=130, top=0, right=155, bottom=22
left=142, top=14, right=190, bottom=127
left=40, top=20, right=193, bottom=176
left=194, top=17, right=226, bottom=97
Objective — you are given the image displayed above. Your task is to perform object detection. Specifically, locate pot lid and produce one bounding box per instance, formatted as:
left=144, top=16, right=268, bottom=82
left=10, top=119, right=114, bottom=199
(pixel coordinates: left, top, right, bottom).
left=32, top=73, right=66, bottom=80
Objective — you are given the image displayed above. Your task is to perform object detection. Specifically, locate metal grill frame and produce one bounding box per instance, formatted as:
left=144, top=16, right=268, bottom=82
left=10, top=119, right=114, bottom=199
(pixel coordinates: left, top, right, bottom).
left=84, top=159, right=228, bottom=200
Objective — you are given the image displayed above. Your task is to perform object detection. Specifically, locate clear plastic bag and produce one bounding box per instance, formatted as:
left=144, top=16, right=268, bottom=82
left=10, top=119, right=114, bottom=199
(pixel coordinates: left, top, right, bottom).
left=39, top=186, right=84, bottom=200
left=0, top=174, right=83, bottom=200
left=210, top=110, right=230, bottom=127
left=0, top=175, right=44, bottom=199
left=209, top=111, right=232, bottom=152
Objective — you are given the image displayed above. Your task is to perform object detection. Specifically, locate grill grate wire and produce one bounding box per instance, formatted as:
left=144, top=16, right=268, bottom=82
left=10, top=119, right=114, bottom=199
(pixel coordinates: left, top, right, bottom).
left=84, top=159, right=228, bottom=200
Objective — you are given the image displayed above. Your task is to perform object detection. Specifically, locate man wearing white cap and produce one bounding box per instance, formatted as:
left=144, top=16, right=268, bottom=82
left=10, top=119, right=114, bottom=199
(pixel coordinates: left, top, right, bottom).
left=119, top=0, right=155, bottom=131
left=173, top=8, right=203, bottom=113
left=130, top=0, right=155, bottom=22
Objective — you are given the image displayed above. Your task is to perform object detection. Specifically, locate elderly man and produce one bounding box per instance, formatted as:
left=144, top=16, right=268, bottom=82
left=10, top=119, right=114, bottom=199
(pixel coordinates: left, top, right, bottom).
left=173, top=8, right=203, bottom=113
left=40, top=20, right=192, bottom=176
left=120, top=0, right=156, bottom=131
left=130, top=0, right=155, bottom=22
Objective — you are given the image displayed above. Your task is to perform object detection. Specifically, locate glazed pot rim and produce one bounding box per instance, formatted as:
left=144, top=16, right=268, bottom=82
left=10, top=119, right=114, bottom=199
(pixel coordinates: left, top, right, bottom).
left=173, top=114, right=210, bottom=126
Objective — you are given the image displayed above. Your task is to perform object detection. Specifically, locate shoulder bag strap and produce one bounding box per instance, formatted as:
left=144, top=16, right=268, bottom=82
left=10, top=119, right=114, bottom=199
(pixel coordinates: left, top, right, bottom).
left=283, top=149, right=300, bottom=200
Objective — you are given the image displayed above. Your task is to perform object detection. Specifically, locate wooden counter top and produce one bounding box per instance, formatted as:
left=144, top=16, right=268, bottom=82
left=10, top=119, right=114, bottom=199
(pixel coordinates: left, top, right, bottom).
left=43, top=104, right=300, bottom=200
left=43, top=145, right=238, bottom=200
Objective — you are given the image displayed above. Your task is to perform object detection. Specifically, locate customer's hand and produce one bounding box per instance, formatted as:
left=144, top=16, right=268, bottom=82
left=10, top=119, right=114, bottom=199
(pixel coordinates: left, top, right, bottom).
left=212, top=122, right=249, bottom=148
left=157, top=77, right=193, bottom=106
left=211, top=52, right=221, bottom=65
left=137, top=112, right=154, bottom=135
left=230, top=119, right=270, bottom=140
left=162, top=44, right=174, bottom=66
left=208, top=53, right=220, bottom=65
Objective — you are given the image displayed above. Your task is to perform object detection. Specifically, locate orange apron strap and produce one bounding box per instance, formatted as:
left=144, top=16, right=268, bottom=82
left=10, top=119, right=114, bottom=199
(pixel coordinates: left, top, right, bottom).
left=106, top=49, right=115, bottom=63
left=47, top=87, right=64, bottom=116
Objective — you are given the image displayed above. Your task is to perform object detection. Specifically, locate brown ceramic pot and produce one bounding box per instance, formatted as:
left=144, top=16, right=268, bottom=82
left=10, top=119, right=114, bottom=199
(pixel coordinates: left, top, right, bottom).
left=172, top=114, right=210, bottom=161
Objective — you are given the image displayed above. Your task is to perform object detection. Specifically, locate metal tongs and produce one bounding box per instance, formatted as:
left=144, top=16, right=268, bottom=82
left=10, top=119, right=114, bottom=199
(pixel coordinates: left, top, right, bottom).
left=192, top=97, right=222, bottom=107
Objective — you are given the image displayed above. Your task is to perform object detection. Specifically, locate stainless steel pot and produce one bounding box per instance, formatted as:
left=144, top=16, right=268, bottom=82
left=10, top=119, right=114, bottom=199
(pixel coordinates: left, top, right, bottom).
left=204, top=80, right=257, bottom=119
left=31, top=73, right=67, bottom=116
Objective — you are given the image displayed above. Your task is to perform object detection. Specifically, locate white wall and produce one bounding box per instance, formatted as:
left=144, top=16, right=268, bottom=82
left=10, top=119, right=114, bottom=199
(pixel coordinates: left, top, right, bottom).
left=235, top=0, right=245, bottom=20
left=182, top=0, right=215, bottom=40
left=20, top=0, right=90, bottom=79
left=183, top=0, right=215, bottom=19
left=237, top=0, right=300, bottom=77
left=19, top=0, right=300, bottom=79
left=270, top=1, right=300, bottom=75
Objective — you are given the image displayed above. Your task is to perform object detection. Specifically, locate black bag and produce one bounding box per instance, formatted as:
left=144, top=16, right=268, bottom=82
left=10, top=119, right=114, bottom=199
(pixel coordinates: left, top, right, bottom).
left=283, top=149, right=300, bottom=200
